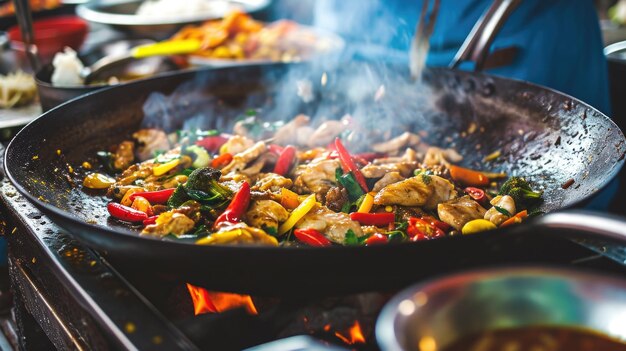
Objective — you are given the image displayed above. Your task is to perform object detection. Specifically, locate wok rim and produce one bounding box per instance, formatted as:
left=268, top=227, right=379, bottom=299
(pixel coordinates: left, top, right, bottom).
left=5, top=63, right=625, bottom=252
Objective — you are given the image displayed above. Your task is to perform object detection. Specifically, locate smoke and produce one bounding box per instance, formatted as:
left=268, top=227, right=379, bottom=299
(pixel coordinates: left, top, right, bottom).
left=139, top=1, right=440, bottom=151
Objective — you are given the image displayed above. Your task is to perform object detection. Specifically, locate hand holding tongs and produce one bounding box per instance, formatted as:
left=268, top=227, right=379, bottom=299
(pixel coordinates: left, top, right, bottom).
left=410, top=0, right=522, bottom=79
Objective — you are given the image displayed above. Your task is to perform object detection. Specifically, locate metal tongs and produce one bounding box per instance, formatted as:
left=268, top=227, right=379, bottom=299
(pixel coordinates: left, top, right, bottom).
left=13, top=0, right=42, bottom=72
left=410, top=0, right=522, bottom=79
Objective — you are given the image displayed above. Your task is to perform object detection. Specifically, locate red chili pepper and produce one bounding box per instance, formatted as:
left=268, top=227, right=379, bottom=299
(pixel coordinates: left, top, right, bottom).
left=212, top=181, right=251, bottom=230
left=195, top=135, right=228, bottom=152
left=294, top=228, right=332, bottom=247
left=143, top=215, right=159, bottom=226
left=107, top=202, right=148, bottom=222
left=366, top=233, right=388, bottom=245
left=464, top=187, right=486, bottom=203
left=273, top=145, right=297, bottom=176
left=334, top=138, right=369, bottom=192
left=407, top=217, right=445, bottom=238
left=211, top=153, right=233, bottom=168
left=129, top=188, right=176, bottom=204
left=411, top=233, right=429, bottom=241
left=350, top=212, right=395, bottom=226
left=267, top=144, right=285, bottom=155
left=421, top=215, right=451, bottom=232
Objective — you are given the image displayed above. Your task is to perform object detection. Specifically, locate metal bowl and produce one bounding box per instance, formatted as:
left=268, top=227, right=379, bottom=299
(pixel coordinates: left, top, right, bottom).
left=76, top=0, right=271, bottom=40
left=377, top=267, right=626, bottom=351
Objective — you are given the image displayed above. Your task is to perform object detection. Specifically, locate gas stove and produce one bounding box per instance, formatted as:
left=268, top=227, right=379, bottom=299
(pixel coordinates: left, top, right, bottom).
left=2, top=170, right=626, bottom=350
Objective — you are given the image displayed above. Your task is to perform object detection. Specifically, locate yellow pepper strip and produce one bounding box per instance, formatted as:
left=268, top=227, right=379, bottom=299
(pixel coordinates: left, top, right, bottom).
left=153, top=158, right=180, bottom=176
left=357, top=193, right=375, bottom=213
left=462, top=219, right=497, bottom=235
left=197, top=229, right=247, bottom=245
left=278, top=194, right=316, bottom=235
left=82, top=173, right=115, bottom=189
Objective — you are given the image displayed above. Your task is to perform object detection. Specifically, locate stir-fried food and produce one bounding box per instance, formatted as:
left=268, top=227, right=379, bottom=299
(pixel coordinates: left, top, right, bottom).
left=171, top=10, right=333, bottom=62
left=83, top=113, right=543, bottom=247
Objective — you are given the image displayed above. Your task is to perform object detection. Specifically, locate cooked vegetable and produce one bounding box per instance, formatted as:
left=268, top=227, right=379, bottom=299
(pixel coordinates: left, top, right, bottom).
left=365, top=233, right=388, bottom=245
left=153, top=158, right=180, bottom=176
left=211, top=153, right=233, bottom=168
left=273, top=145, right=297, bottom=176
left=449, top=165, right=489, bottom=187
left=294, top=228, right=332, bottom=247
left=500, top=210, right=528, bottom=227
left=357, top=193, right=375, bottom=213
left=499, top=177, right=543, bottom=209
left=278, top=194, right=316, bottom=235
left=349, top=212, right=395, bottom=226
left=461, top=219, right=497, bottom=234
left=335, top=138, right=368, bottom=192
left=213, top=181, right=251, bottom=230
left=129, top=188, right=176, bottom=204
left=107, top=202, right=149, bottom=222
left=83, top=173, right=116, bottom=189
left=185, top=145, right=211, bottom=168
left=195, top=135, right=228, bottom=153
left=90, top=115, right=545, bottom=247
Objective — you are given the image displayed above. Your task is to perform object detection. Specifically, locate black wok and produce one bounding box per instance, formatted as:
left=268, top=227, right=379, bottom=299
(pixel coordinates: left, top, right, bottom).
left=4, top=63, right=625, bottom=296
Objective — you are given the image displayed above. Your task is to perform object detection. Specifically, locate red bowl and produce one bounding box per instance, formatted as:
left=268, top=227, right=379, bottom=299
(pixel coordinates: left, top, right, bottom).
left=8, top=16, right=88, bottom=62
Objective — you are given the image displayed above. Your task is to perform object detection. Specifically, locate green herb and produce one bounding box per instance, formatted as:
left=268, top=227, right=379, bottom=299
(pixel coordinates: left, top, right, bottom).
left=387, top=231, right=407, bottom=243
left=245, top=108, right=258, bottom=116
left=494, top=206, right=512, bottom=217
left=263, top=226, right=278, bottom=235
left=344, top=229, right=361, bottom=246
left=421, top=173, right=432, bottom=185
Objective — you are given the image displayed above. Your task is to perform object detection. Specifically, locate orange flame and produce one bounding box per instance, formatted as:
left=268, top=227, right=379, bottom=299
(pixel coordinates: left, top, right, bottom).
left=334, top=321, right=366, bottom=344
left=186, top=283, right=258, bottom=316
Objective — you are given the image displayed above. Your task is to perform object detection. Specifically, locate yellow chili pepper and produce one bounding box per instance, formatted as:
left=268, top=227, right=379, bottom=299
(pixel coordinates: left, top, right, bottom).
left=82, top=173, right=115, bottom=189
left=357, top=193, right=375, bottom=213
left=278, top=194, right=316, bottom=235
left=461, top=219, right=497, bottom=235
left=153, top=158, right=180, bottom=176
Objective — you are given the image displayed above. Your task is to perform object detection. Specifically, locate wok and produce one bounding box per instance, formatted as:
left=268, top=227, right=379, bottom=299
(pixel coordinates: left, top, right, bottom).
left=4, top=62, right=626, bottom=296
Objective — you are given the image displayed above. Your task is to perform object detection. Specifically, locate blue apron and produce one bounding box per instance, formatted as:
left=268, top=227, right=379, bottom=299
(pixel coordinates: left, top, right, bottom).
left=314, top=0, right=616, bottom=209
left=314, top=0, right=611, bottom=114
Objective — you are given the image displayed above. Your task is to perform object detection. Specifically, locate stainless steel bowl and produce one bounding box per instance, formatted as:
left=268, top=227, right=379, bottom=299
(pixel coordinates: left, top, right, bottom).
left=77, top=0, right=271, bottom=40
left=377, top=267, right=626, bottom=351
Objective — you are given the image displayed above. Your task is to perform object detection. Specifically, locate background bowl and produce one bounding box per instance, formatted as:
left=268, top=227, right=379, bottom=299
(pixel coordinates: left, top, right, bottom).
left=377, top=267, right=626, bottom=351
left=8, top=15, right=87, bottom=63
left=77, top=0, right=271, bottom=40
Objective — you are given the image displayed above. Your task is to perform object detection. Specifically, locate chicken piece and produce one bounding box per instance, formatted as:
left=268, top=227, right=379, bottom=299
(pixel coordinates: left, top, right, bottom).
left=221, top=135, right=255, bottom=155
left=423, top=147, right=463, bottom=167
left=374, top=175, right=456, bottom=210
left=113, top=141, right=134, bottom=170
left=296, top=126, right=315, bottom=146
left=437, top=196, right=488, bottom=231
left=295, top=205, right=364, bottom=244
left=292, top=158, right=340, bottom=199
left=372, top=172, right=405, bottom=192
left=245, top=200, right=289, bottom=231
left=361, top=162, right=418, bottom=178
left=221, top=141, right=266, bottom=174
left=307, top=119, right=348, bottom=147
left=371, top=132, right=421, bottom=154
left=142, top=211, right=195, bottom=237
left=253, top=173, right=293, bottom=192
left=133, top=129, right=170, bottom=161
left=272, top=114, right=310, bottom=145
left=198, top=222, right=278, bottom=246
left=484, top=195, right=516, bottom=226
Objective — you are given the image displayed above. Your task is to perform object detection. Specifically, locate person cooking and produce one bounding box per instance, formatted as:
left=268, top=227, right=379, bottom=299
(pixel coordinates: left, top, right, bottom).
left=314, top=0, right=615, bottom=209
left=313, top=0, right=611, bottom=115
